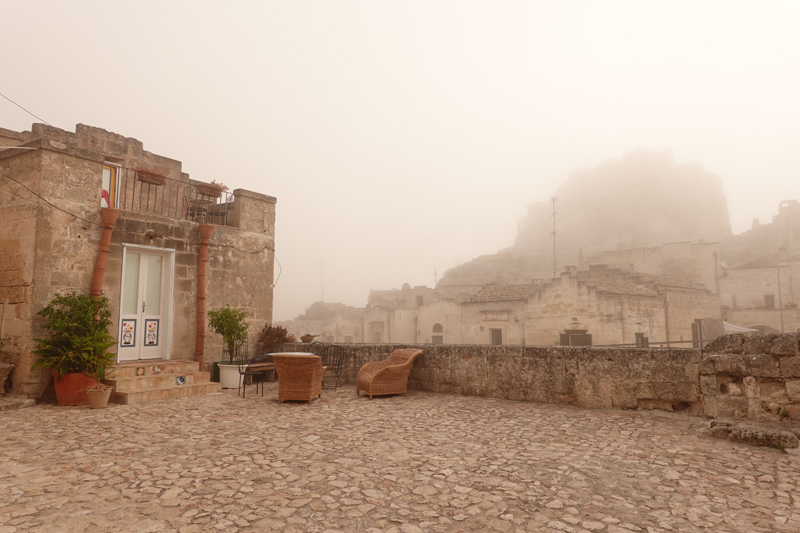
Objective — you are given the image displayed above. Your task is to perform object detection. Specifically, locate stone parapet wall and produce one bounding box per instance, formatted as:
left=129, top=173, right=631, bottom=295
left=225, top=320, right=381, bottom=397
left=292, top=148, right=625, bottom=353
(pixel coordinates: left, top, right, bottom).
left=281, top=343, right=704, bottom=412
left=282, top=333, right=800, bottom=422
left=700, top=333, right=800, bottom=421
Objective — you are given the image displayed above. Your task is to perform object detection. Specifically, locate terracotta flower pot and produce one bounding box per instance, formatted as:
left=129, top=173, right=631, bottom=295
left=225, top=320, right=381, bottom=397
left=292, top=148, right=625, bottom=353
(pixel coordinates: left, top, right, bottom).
left=86, top=388, right=112, bottom=409
left=53, top=372, right=97, bottom=406
left=136, top=171, right=166, bottom=186
left=285, top=335, right=296, bottom=343
left=198, top=184, right=224, bottom=197
left=301, top=335, right=315, bottom=343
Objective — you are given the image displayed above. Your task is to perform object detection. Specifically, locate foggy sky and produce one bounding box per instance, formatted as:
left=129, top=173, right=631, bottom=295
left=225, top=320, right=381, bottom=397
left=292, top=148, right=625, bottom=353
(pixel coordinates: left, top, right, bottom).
left=2, top=1, right=799, bottom=320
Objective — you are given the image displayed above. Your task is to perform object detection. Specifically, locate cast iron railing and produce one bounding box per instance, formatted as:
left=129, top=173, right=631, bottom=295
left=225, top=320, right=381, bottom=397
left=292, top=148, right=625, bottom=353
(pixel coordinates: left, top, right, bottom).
left=109, top=167, right=235, bottom=227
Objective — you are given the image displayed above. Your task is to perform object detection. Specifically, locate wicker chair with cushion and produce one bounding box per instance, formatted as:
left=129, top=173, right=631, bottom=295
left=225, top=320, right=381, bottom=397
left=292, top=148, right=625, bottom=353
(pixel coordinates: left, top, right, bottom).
left=273, top=353, right=326, bottom=404
left=356, top=348, right=423, bottom=399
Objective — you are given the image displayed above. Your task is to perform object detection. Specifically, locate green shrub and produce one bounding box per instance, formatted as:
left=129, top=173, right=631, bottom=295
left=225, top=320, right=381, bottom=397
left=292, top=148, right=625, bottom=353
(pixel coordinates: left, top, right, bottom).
left=207, top=305, right=250, bottom=364
left=31, top=291, right=116, bottom=377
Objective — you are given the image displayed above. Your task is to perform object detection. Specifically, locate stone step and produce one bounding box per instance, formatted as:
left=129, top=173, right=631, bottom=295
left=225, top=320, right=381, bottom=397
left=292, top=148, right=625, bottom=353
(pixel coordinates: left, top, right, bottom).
left=108, top=371, right=212, bottom=392
left=112, top=382, right=222, bottom=405
left=111, top=360, right=200, bottom=379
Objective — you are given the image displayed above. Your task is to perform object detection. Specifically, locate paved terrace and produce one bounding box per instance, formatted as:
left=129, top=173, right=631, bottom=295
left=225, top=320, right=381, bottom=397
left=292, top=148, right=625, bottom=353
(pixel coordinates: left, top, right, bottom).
left=1, top=386, right=799, bottom=533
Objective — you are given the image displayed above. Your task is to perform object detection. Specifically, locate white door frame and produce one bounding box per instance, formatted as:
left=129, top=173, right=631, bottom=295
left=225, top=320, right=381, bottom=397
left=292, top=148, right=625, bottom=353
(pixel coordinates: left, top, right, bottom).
left=117, top=243, right=175, bottom=362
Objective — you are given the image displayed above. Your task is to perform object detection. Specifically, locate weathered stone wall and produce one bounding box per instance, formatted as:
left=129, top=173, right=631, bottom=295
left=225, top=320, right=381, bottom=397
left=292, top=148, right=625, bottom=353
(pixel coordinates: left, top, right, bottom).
left=281, top=342, right=704, bottom=412
left=700, top=333, right=800, bottom=421
left=283, top=333, right=800, bottom=423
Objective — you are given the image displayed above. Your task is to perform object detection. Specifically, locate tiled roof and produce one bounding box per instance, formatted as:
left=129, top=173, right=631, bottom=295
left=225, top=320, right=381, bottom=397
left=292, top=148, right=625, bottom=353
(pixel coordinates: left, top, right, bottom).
left=633, top=272, right=709, bottom=291
left=590, top=282, right=657, bottom=297
left=729, top=261, right=775, bottom=270
left=470, top=283, right=542, bottom=302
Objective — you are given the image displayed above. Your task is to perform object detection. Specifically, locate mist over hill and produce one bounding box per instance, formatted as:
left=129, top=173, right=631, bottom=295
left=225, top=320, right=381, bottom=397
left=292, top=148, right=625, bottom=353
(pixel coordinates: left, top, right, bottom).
left=514, top=149, right=731, bottom=253
left=440, top=150, right=733, bottom=285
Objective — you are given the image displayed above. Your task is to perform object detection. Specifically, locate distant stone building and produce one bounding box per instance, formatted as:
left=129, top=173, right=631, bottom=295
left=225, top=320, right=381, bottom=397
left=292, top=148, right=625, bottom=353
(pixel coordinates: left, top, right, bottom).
left=306, top=266, right=720, bottom=348
left=0, top=123, right=276, bottom=397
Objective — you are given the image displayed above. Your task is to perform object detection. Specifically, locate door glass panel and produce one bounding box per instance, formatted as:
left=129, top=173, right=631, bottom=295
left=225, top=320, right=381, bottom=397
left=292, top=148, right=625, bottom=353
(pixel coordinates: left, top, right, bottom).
left=122, top=253, right=140, bottom=315
left=146, top=255, right=162, bottom=315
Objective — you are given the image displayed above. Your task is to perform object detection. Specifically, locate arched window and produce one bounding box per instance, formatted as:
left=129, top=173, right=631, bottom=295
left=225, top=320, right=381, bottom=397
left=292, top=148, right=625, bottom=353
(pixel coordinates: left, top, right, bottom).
left=432, top=323, right=443, bottom=345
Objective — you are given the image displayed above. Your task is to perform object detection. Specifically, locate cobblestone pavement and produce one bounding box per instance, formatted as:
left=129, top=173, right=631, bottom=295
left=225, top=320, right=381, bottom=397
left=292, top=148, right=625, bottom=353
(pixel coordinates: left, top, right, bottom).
left=2, top=386, right=800, bottom=533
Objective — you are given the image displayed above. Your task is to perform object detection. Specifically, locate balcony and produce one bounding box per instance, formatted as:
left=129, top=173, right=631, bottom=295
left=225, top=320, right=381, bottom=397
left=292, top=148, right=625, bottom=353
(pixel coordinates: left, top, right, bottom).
left=107, top=167, right=235, bottom=227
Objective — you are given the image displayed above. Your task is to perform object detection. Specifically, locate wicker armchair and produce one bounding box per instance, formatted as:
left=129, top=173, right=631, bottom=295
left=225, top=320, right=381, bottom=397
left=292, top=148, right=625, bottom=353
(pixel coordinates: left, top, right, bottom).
left=273, top=354, right=326, bottom=404
left=356, top=348, right=423, bottom=399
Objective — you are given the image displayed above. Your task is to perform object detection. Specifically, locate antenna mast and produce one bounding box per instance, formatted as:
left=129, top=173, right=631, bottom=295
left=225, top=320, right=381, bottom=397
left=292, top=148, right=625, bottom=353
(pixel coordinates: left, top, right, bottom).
left=549, top=197, right=557, bottom=279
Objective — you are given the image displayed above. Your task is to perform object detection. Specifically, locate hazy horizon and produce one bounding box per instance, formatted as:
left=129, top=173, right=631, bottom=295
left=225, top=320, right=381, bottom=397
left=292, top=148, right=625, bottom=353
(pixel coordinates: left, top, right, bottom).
left=3, top=1, right=798, bottom=320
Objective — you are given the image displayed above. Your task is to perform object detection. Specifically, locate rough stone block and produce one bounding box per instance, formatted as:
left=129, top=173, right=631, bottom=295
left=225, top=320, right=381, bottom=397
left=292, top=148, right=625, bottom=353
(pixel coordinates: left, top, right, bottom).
left=743, top=335, right=771, bottom=355
left=704, top=424, right=799, bottom=449
left=758, top=381, right=787, bottom=399
left=713, top=354, right=780, bottom=378
left=698, top=356, right=717, bottom=375
left=702, top=395, right=718, bottom=418
left=780, top=357, right=800, bottom=378
left=743, top=376, right=759, bottom=398
left=770, top=334, right=798, bottom=356
left=699, top=375, right=717, bottom=396
left=634, top=381, right=655, bottom=399
left=786, top=380, right=800, bottom=401
left=653, top=381, right=699, bottom=402
left=703, top=334, right=744, bottom=355
left=716, top=396, right=748, bottom=418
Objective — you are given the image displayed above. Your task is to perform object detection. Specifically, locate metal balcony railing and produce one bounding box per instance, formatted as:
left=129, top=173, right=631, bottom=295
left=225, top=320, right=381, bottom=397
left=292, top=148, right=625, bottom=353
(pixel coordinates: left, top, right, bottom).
left=110, top=167, right=235, bottom=227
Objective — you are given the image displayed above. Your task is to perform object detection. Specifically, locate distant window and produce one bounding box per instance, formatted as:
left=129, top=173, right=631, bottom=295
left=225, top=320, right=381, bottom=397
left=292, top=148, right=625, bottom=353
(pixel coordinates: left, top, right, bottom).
left=691, top=319, right=704, bottom=348
left=100, top=165, right=119, bottom=208
left=490, top=328, right=503, bottom=345
left=635, top=332, right=649, bottom=348
left=764, top=295, right=775, bottom=309
left=416, top=295, right=423, bottom=307
left=559, top=329, right=592, bottom=346
left=373, top=331, right=382, bottom=343
left=344, top=335, right=353, bottom=343
left=432, top=323, right=443, bottom=345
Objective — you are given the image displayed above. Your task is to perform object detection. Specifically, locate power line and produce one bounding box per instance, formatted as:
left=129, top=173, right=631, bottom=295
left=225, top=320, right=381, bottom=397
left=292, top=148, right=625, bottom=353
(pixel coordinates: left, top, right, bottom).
left=0, top=90, right=52, bottom=126
left=0, top=169, right=103, bottom=227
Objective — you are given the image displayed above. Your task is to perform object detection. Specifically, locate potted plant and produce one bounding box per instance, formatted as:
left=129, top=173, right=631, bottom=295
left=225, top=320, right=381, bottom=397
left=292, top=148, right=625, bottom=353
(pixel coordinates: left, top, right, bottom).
left=257, top=323, right=287, bottom=354
left=207, top=305, right=250, bottom=389
left=285, top=333, right=296, bottom=343
left=300, top=333, right=316, bottom=343
left=198, top=180, right=228, bottom=198
left=31, top=291, right=117, bottom=406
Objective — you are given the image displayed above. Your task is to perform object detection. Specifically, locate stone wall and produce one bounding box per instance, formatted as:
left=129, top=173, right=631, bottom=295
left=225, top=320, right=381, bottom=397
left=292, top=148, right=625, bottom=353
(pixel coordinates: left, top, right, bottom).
left=700, top=333, right=800, bottom=421
left=284, top=333, right=800, bottom=422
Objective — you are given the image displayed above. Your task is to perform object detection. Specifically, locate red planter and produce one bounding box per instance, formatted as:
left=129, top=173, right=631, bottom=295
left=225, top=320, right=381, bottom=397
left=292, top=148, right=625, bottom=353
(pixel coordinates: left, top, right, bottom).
left=53, top=372, right=97, bottom=406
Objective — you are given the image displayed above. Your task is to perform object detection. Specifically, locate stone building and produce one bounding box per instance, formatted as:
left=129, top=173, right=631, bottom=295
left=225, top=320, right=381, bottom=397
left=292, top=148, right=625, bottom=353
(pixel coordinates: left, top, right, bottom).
left=0, top=123, right=276, bottom=398
left=315, top=266, right=720, bottom=348
left=719, top=258, right=800, bottom=335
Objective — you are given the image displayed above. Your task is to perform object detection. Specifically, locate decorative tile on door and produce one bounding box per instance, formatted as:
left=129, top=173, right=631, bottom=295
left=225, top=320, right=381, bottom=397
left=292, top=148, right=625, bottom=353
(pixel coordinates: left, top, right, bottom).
left=121, top=319, right=136, bottom=347
left=144, top=319, right=159, bottom=346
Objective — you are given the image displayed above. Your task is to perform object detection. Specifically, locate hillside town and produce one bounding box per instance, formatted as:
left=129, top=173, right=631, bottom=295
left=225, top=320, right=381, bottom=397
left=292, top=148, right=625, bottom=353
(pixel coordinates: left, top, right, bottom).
left=279, top=151, right=800, bottom=348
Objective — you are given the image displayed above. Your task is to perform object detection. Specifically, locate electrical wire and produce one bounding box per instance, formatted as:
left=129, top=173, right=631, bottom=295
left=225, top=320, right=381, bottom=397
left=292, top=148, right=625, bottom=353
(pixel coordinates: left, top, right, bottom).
left=207, top=241, right=282, bottom=289
left=0, top=90, right=52, bottom=126
left=0, top=169, right=103, bottom=227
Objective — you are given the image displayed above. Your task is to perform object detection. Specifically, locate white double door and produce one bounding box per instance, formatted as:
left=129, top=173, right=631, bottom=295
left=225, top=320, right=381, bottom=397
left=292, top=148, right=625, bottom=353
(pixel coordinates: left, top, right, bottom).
left=118, top=246, right=174, bottom=362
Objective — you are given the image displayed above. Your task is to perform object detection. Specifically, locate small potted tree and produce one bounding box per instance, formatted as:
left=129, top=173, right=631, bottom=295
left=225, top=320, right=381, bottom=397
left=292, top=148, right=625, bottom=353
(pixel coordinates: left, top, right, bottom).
left=31, top=291, right=117, bottom=406
left=300, top=333, right=316, bottom=343
left=207, top=305, right=250, bottom=389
